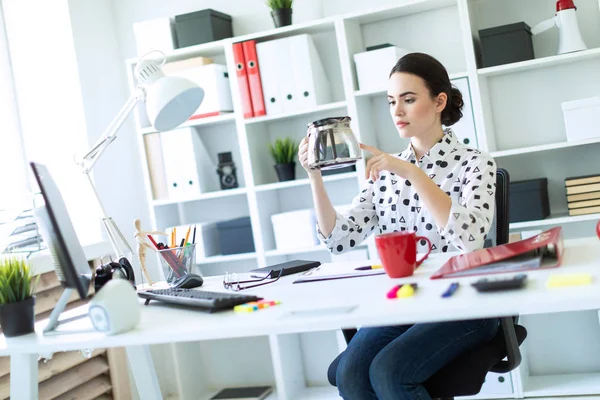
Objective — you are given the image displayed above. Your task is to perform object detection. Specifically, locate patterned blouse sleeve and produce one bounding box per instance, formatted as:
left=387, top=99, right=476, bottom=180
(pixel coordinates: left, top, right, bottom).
left=316, top=181, right=379, bottom=254
left=438, top=155, right=497, bottom=252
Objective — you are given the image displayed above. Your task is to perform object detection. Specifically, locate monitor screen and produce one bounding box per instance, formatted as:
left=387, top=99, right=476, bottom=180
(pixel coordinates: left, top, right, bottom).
left=30, top=162, right=91, bottom=299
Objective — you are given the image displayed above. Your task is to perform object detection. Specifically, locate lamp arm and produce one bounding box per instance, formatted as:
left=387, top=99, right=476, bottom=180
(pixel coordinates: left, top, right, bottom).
left=80, top=87, right=145, bottom=174
left=77, top=86, right=146, bottom=258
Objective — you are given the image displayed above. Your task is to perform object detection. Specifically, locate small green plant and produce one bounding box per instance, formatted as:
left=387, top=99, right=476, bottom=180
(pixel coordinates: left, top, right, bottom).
left=269, top=137, right=297, bottom=164
left=0, top=257, right=39, bottom=305
left=266, top=0, right=293, bottom=10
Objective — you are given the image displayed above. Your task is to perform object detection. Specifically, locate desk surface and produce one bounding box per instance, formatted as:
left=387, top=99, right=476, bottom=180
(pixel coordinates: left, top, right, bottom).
left=2, top=237, right=600, bottom=356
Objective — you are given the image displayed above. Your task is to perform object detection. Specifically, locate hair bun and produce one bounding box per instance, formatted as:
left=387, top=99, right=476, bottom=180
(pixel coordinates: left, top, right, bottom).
left=441, top=87, right=464, bottom=126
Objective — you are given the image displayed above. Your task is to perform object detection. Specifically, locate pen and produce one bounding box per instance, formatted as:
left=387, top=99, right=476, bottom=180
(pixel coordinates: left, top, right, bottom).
left=442, top=282, right=459, bottom=298
left=355, top=265, right=382, bottom=271
left=192, top=225, right=197, bottom=244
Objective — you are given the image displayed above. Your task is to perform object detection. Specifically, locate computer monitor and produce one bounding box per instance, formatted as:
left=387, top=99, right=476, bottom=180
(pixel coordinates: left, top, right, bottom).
left=30, top=162, right=93, bottom=334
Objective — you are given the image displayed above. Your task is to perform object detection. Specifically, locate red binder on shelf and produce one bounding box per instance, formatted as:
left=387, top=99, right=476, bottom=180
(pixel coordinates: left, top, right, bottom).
left=430, top=227, right=565, bottom=279
left=232, top=42, right=254, bottom=118
left=242, top=40, right=267, bottom=117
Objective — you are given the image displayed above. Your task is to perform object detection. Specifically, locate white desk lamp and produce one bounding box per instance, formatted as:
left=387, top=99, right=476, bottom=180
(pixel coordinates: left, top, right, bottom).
left=77, top=51, right=204, bottom=265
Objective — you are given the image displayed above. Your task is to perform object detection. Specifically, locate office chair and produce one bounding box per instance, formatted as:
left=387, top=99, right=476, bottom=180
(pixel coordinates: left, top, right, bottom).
left=328, top=168, right=528, bottom=399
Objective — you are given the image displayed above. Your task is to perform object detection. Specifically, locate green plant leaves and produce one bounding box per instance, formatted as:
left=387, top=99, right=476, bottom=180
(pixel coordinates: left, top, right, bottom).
left=269, top=137, right=297, bottom=164
left=266, top=0, right=293, bottom=10
left=0, top=256, right=35, bottom=304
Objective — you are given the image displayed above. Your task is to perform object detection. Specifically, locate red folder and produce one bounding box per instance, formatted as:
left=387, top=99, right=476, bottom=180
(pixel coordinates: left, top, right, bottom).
left=430, top=227, right=564, bottom=279
left=232, top=42, right=254, bottom=118
left=242, top=40, right=266, bottom=117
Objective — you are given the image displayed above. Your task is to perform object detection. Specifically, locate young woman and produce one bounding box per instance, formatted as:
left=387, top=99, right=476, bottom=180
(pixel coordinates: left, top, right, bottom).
left=298, top=53, right=499, bottom=400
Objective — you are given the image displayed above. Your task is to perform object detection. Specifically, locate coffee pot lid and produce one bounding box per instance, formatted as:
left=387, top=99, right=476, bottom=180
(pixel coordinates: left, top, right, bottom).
left=308, top=116, right=351, bottom=128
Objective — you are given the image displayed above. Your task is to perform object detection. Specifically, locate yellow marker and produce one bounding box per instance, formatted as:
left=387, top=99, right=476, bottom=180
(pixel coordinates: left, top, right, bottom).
left=396, top=284, right=417, bottom=298
left=546, top=273, right=592, bottom=288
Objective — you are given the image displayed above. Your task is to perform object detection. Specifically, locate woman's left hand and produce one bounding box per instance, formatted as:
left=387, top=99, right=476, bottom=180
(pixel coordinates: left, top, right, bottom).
left=361, top=143, right=418, bottom=182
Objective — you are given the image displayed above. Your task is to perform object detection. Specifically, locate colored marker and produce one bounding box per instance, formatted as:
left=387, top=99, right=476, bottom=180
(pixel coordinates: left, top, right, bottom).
left=441, top=282, right=459, bottom=298
left=355, top=264, right=383, bottom=271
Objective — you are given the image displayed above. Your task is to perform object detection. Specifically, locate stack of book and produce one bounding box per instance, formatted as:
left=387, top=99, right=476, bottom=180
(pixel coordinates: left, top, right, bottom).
left=565, top=174, right=600, bottom=216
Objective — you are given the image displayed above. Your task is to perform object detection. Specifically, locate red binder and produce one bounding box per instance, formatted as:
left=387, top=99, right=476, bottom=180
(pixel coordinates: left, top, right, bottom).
left=430, top=227, right=564, bottom=279
left=242, top=40, right=266, bottom=117
left=232, top=42, right=254, bottom=118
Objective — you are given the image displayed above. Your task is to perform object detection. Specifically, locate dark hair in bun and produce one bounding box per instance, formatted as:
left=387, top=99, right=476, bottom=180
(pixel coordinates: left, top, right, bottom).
left=389, top=52, right=464, bottom=126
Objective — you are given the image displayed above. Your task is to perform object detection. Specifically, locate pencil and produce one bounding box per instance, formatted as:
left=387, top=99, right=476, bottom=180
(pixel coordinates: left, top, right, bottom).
left=184, top=225, right=191, bottom=246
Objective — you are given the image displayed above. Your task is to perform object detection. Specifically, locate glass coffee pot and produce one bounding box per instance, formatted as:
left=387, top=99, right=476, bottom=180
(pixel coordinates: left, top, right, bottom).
left=306, top=116, right=362, bottom=170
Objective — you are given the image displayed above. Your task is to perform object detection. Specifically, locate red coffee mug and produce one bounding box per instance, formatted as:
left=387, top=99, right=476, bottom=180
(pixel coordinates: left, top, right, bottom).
left=375, top=232, right=433, bottom=278
left=596, top=220, right=600, bottom=240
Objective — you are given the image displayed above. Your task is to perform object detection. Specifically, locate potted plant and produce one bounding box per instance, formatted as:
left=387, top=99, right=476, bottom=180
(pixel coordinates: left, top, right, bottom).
left=267, top=0, right=293, bottom=28
left=269, top=137, right=297, bottom=182
left=0, top=257, right=39, bottom=337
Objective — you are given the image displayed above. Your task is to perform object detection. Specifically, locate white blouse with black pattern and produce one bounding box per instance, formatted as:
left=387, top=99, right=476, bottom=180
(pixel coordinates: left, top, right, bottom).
left=317, top=129, right=497, bottom=255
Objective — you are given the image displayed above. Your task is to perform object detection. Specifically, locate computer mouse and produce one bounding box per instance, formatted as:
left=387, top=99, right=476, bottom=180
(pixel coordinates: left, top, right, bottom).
left=170, top=273, right=204, bottom=289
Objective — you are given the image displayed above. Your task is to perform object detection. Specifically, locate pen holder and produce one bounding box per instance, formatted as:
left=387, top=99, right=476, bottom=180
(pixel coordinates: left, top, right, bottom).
left=157, top=243, right=197, bottom=283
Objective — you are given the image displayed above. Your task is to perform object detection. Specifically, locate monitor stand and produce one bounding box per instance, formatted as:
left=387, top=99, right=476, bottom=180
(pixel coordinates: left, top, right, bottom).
left=43, top=288, right=96, bottom=336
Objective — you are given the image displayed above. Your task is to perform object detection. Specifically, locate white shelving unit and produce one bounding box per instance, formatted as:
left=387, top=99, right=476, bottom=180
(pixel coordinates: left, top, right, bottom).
left=125, top=1, right=600, bottom=398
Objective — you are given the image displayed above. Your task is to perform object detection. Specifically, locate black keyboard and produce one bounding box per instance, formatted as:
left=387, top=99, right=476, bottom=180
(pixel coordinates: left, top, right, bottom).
left=138, top=288, right=262, bottom=313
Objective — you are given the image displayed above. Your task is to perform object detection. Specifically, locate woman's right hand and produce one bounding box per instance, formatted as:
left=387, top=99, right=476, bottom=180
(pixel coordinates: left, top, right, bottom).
left=298, top=137, right=321, bottom=176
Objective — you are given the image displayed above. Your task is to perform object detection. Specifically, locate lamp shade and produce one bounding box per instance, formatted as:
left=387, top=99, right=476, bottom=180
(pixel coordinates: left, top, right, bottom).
left=146, top=75, right=204, bottom=131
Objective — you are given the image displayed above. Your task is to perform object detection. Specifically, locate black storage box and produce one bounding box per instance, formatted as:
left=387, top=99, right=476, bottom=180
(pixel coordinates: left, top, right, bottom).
left=174, top=9, right=233, bottom=48
left=479, top=22, right=534, bottom=68
left=509, top=178, right=550, bottom=223
left=216, top=216, right=255, bottom=255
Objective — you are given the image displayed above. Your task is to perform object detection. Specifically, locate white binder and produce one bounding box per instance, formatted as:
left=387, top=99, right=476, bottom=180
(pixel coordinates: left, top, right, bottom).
left=257, top=34, right=331, bottom=115
left=160, top=128, right=218, bottom=200
left=256, top=40, right=286, bottom=115
left=447, top=77, right=478, bottom=148
left=287, top=34, right=332, bottom=111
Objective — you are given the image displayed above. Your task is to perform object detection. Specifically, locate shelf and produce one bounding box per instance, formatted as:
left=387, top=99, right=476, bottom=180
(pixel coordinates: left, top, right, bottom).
left=524, top=372, right=600, bottom=397
left=233, top=18, right=336, bottom=44
left=140, top=113, right=236, bottom=135
left=125, top=39, right=228, bottom=66
left=490, top=137, right=600, bottom=158
left=510, top=212, right=600, bottom=230
left=255, top=171, right=359, bottom=192
left=245, top=101, right=347, bottom=125
left=196, top=252, right=256, bottom=265
left=354, top=72, right=468, bottom=98
left=152, top=187, right=247, bottom=206
left=265, top=386, right=339, bottom=400
left=478, top=47, right=600, bottom=77
left=342, top=0, right=456, bottom=24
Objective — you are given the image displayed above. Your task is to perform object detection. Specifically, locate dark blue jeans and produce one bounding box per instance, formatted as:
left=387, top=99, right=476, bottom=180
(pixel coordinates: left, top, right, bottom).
left=328, top=318, right=499, bottom=400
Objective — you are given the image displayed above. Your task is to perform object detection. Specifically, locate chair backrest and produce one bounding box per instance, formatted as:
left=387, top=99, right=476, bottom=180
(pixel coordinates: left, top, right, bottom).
left=484, top=168, right=510, bottom=248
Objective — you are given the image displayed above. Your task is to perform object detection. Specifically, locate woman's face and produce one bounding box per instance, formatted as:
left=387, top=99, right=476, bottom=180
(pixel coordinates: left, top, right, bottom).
left=387, top=72, right=447, bottom=140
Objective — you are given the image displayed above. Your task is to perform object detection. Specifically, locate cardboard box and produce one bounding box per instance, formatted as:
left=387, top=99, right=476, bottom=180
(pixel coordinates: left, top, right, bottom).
left=271, top=209, right=318, bottom=250
left=562, top=96, right=600, bottom=142
left=353, top=46, right=410, bottom=92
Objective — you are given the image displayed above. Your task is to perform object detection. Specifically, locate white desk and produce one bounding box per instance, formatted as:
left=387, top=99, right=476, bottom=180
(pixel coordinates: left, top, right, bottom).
left=2, top=237, right=600, bottom=399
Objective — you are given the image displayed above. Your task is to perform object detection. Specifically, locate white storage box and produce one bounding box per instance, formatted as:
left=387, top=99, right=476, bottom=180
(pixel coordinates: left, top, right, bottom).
left=133, top=18, right=177, bottom=57
left=271, top=209, right=319, bottom=250
left=354, top=46, right=410, bottom=92
left=562, top=96, right=600, bottom=142
left=165, top=222, right=220, bottom=260
left=169, top=64, right=233, bottom=119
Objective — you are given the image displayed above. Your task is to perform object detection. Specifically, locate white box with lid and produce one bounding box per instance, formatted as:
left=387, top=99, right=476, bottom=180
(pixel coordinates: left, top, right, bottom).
left=353, top=46, right=410, bottom=92
left=561, top=96, right=600, bottom=142
left=271, top=209, right=319, bottom=250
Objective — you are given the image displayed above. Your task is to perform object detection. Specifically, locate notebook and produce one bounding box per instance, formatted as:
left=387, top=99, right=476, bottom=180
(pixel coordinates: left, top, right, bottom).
left=249, top=259, right=321, bottom=278
left=210, top=386, right=272, bottom=400
left=430, top=226, right=564, bottom=279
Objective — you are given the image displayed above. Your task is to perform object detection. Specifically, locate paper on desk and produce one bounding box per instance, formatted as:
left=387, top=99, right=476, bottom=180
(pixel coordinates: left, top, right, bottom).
left=293, top=262, right=385, bottom=284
